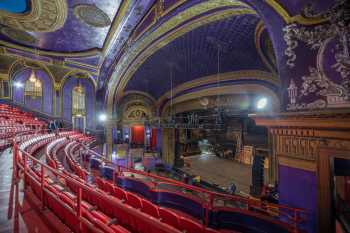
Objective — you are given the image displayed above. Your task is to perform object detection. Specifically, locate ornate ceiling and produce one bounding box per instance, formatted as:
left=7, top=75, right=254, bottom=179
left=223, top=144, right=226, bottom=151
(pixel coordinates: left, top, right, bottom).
left=0, top=0, right=344, bottom=113
left=125, top=14, right=268, bottom=99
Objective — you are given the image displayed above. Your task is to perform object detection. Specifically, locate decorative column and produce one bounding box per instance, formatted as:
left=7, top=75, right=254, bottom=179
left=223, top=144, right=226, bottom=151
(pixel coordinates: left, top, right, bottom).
left=251, top=110, right=350, bottom=233
left=162, top=128, right=175, bottom=166
left=105, top=121, right=114, bottom=160
left=54, top=83, right=60, bottom=117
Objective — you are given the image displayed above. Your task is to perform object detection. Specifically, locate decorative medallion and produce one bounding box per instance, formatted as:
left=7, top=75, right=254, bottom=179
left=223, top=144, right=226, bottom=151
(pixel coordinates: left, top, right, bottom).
left=0, top=0, right=67, bottom=32
left=74, top=4, right=111, bottom=28
left=1, top=27, right=36, bottom=45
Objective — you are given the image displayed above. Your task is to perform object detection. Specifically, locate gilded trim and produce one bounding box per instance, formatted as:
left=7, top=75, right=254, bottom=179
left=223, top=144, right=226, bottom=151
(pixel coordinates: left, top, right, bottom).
left=107, top=2, right=255, bottom=114
left=101, top=0, right=131, bottom=56
left=132, top=5, right=158, bottom=42
left=278, top=156, right=316, bottom=172
left=155, top=70, right=279, bottom=105
left=60, top=70, right=97, bottom=90
left=255, top=21, right=277, bottom=75
left=110, top=8, right=257, bottom=111
left=0, top=0, right=68, bottom=32
left=160, top=84, right=280, bottom=116
left=265, top=0, right=328, bottom=25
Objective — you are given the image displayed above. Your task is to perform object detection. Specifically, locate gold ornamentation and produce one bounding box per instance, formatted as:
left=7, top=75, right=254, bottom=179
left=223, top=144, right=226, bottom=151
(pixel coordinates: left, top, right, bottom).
left=0, top=0, right=68, bottom=32
left=265, top=0, right=328, bottom=25
left=157, top=70, right=279, bottom=105
left=255, top=21, right=277, bottom=75
left=276, top=135, right=321, bottom=161
left=107, top=2, right=256, bottom=112
left=74, top=4, right=111, bottom=28
left=1, top=27, right=37, bottom=45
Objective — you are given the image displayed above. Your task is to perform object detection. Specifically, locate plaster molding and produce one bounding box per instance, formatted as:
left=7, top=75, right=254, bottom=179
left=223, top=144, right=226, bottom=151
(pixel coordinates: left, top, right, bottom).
left=265, top=0, right=329, bottom=25
left=255, top=21, right=278, bottom=75
left=156, top=70, right=279, bottom=105
left=160, top=84, right=280, bottom=117
left=107, top=3, right=257, bottom=114
left=0, top=0, right=68, bottom=32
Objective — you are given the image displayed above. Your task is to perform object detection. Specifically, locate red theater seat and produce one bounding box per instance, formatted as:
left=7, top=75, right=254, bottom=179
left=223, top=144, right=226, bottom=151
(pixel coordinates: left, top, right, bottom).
left=114, top=187, right=127, bottom=200
left=159, top=207, right=180, bottom=229
left=96, top=177, right=105, bottom=190
left=179, top=217, right=203, bottom=233
left=141, top=199, right=159, bottom=218
left=105, top=181, right=116, bottom=195
left=126, top=192, right=142, bottom=209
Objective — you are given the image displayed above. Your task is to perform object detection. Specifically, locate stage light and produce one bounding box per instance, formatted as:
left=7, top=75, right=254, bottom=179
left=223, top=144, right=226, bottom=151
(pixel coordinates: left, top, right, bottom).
left=99, top=113, right=107, bottom=122
left=256, top=97, right=268, bottom=110
left=14, top=81, right=23, bottom=88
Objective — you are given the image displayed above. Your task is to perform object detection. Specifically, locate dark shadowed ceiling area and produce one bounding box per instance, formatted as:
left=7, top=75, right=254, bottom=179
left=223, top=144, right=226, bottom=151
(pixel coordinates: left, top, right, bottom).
left=125, top=14, right=269, bottom=99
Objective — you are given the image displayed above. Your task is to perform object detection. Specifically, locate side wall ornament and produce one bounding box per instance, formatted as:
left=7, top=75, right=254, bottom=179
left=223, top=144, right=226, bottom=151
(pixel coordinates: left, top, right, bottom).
left=284, top=0, right=350, bottom=110
left=0, top=0, right=68, bottom=32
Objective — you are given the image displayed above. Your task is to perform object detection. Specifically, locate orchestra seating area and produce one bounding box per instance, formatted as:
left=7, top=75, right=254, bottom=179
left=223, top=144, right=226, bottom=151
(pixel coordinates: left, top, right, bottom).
left=0, top=104, right=307, bottom=233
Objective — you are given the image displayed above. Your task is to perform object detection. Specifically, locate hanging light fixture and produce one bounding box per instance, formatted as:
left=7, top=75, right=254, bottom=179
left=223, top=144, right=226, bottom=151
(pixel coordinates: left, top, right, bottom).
left=34, top=79, right=41, bottom=88
left=29, top=69, right=37, bottom=82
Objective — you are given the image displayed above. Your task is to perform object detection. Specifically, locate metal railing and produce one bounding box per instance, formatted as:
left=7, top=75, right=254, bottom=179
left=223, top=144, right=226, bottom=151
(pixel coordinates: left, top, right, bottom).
left=9, top=129, right=308, bottom=233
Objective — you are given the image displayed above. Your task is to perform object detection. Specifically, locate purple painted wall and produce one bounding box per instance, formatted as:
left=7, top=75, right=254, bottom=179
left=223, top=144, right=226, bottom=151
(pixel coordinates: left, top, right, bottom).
left=62, top=77, right=95, bottom=129
left=278, top=165, right=317, bottom=233
left=12, top=68, right=53, bottom=115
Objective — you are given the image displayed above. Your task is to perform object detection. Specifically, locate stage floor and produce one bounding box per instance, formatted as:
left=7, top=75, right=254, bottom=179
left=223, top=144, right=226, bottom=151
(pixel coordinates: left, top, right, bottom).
left=181, top=153, right=268, bottom=195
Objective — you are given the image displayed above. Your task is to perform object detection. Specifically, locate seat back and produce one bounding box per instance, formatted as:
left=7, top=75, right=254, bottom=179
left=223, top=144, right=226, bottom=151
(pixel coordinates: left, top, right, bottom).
left=179, top=217, right=203, bottom=233
left=141, top=199, right=159, bottom=218
left=159, top=208, right=179, bottom=229
left=126, top=192, right=142, bottom=209
left=114, top=187, right=127, bottom=200
left=105, top=181, right=115, bottom=195
left=96, top=177, right=105, bottom=190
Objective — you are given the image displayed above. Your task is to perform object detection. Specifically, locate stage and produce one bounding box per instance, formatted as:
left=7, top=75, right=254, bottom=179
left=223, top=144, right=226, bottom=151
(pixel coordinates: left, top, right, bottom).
left=180, top=153, right=269, bottom=195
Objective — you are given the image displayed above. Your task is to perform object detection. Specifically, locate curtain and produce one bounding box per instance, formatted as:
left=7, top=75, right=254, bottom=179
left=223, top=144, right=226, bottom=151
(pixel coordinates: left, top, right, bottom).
left=131, top=125, right=144, bottom=145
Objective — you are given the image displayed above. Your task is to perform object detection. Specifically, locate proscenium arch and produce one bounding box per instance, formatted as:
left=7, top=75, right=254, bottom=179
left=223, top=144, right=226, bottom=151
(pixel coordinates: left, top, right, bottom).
left=159, top=84, right=281, bottom=117
left=115, top=91, right=156, bottom=118
left=106, top=1, right=257, bottom=112
left=106, top=0, right=287, bottom=115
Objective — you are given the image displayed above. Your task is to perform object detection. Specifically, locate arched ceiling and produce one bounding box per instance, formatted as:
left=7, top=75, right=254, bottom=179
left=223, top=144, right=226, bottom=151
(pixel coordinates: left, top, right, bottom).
left=124, top=14, right=270, bottom=99
left=0, top=0, right=342, bottom=113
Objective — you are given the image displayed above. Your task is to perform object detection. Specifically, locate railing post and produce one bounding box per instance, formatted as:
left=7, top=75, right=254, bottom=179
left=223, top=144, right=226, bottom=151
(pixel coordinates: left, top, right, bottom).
left=293, top=210, right=298, bottom=233
left=77, top=186, right=82, bottom=232
left=13, top=143, right=18, bottom=179
left=23, top=153, right=27, bottom=190
left=204, top=193, right=214, bottom=227
left=41, top=165, right=45, bottom=209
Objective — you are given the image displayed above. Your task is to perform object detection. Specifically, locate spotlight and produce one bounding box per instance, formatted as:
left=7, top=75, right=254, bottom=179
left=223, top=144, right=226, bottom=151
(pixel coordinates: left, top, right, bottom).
left=256, top=97, right=268, bottom=110
left=99, top=113, right=107, bottom=122
left=14, top=82, right=23, bottom=88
